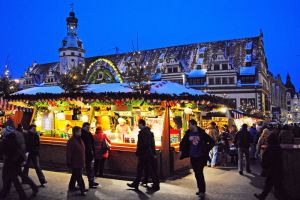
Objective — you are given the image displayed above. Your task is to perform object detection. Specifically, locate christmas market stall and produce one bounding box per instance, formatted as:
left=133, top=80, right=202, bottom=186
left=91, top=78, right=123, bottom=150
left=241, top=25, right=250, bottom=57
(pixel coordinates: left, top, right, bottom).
left=6, top=81, right=232, bottom=177
left=230, top=110, right=264, bottom=129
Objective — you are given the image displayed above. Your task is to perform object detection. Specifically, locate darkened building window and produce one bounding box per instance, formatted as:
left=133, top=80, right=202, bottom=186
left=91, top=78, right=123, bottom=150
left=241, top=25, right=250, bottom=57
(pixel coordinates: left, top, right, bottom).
left=189, top=78, right=206, bottom=85
left=214, top=64, right=220, bottom=70
left=173, top=67, right=178, bottom=73
left=63, top=52, right=65, bottom=56
left=167, top=68, right=172, bottom=73
left=215, top=77, right=221, bottom=85
left=222, top=64, right=228, bottom=70
left=71, top=52, right=75, bottom=56
left=240, top=75, right=255, bottom=84
left=222, top=77, right=228, bottom=84
left=209, top=78, right=214, bottom=85
left=229, top=77, right=235, bottom=84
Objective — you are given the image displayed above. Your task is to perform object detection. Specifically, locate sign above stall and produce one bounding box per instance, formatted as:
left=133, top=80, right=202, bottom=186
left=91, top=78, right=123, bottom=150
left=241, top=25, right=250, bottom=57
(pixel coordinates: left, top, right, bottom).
left=111, top=105, right=132, bottom=111
left=117, top=111, right=132, bottom=116
left=141, top=111, right=156, bottom=117
left=64, top=110, right=73, bottom=115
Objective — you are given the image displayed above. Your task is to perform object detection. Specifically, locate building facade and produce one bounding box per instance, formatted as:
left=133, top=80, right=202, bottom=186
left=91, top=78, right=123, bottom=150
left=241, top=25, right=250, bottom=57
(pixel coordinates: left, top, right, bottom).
left=20, top=9, right=294, bottom=118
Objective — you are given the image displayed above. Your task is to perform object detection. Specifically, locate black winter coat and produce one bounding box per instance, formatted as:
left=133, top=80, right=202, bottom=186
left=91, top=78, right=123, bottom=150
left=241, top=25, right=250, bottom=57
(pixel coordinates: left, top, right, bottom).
left=81, top=129, right=95, bottom=162
left=136, top=126, right=156, bottom=158
left=25, top=131, right=40, bottom=156
left=234, top=130, right=252, bottom=148
left=179, top=126, right=215, bottom=160
left=262, top=145, right=282, bottom=182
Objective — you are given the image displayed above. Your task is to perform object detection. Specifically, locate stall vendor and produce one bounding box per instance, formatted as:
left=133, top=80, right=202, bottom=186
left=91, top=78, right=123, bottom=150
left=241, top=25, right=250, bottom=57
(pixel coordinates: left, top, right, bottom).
left=116, top=118, right=132, bottom=142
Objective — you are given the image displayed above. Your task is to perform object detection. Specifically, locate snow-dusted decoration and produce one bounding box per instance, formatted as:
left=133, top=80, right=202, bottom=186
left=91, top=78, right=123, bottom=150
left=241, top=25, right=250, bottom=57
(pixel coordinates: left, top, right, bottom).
left=239, top=66, right=256, bottom=75
left=187, top=69, right=207, bottom=78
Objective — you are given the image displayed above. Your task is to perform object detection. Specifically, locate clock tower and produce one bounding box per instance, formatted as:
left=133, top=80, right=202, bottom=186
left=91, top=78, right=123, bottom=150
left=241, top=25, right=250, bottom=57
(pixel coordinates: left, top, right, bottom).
left=59, top=5, right=85, bottom=74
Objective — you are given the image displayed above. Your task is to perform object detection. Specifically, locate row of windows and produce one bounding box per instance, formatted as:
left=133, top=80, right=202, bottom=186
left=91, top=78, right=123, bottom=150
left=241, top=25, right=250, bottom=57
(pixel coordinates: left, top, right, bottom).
left=208, top=77, right=235, bottom=85
left=188, top=78, right=206, bottom=85
left=240, top=76, right=255, bottom=84
left=213, top=64, right=230, bottom=70
left=62, top=52, right=82, bottom=57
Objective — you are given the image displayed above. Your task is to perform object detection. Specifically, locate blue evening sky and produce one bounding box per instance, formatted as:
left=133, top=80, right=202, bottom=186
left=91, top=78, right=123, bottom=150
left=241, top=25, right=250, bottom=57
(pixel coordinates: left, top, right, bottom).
left=0, top=0, right=299, bottom=90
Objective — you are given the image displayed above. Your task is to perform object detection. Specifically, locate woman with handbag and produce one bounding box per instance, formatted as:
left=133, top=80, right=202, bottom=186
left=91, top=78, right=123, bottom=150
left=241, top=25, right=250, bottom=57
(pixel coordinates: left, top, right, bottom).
left=93, top=127, right=111, bottom=177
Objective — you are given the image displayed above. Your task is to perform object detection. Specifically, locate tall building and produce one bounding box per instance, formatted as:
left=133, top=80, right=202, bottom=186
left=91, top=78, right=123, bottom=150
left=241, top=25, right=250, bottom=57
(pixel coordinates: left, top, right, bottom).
left=21, top=9, right=283, bottom=117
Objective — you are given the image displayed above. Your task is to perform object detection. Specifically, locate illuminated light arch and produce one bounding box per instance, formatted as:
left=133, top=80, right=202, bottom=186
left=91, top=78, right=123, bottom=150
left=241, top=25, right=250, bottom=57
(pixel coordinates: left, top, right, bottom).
left=86, top=58, right=124, bottom=83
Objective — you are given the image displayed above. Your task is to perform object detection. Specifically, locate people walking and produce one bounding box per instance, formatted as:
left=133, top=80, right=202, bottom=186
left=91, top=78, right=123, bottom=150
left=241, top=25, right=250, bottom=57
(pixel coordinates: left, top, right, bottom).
left=180, top=119, right=214, bottom=200
left=256, top=126, right=271, bottom=160
left=0, top=122, right=38, bottom=200
left=218, top=126, right=230, bottom=167
left=23, top=124, right=47, bottom=186
left=127, top=119, right=160, bottom=191
left=249, top=124, right=258, bottom=160
left=81, top=122, right=99, bottom=188
left=93, top=127, right=111, bottom=177
left=234, top=124, right=252, bottom=175
left=254, top=134, right=285, bottom=200
left=207, top=122, right=219, bottom=167
left=66, top=126, right=88, bottom=196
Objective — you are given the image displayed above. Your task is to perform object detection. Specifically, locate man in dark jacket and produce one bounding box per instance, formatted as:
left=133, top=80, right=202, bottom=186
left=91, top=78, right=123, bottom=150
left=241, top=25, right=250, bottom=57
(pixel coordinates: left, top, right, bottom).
left=254, top=133, right=285, bottom=200
left=67, top=126, right=88, bottom=196
left=23, top=124, right=47, bottom=186
left=179, top=119, right=215, bottom=200
left=127, top=119, right=159, bottom=191
left=234, top=123, right=252, bottom=175
left=0, top=124, right=38, bottom=200
left=81, top=122, right=99, bottom=188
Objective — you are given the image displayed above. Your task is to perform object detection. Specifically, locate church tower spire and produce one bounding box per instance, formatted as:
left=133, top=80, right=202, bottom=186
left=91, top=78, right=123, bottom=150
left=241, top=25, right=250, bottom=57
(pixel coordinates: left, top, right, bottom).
left=59, top=4, right=85, bottom=74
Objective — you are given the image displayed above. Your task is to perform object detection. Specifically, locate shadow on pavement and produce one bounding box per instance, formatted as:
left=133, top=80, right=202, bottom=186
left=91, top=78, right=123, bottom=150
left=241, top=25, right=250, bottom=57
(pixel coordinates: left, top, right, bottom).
left=126, top=188, right=150, bottom=200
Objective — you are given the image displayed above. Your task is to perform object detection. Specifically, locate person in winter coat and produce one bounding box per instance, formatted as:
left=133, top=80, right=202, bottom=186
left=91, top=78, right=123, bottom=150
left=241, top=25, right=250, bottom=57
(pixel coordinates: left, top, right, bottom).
left=254, top=134, right=285, bottom=200
left=23, top=124, right=47, bottom=186
left=179, top=119, right=215, bottom=200
left=207, top=122, right=219, bottom=167
left=0, top=123, right=38, bottom=200
left=127, top=119, right=160, bottom=191
left=93, top=127, right=111, bottom=177
left=249, top=124, right=258, bottom=160
left=218, top=126, right=230, bottom=166
left=81, top=122, right=99, bottom=188
left=234, top=124, right=252, bottom=175
left=256, top=127, right=271, bottom=160
left=66, top=126, right=88, bottom=196
left=278, top=125, right=294, bottom=144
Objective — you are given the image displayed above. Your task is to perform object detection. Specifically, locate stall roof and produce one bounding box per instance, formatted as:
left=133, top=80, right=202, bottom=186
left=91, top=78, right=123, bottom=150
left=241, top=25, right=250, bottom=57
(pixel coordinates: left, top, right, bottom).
left=13, top=81, right=207, bottom=96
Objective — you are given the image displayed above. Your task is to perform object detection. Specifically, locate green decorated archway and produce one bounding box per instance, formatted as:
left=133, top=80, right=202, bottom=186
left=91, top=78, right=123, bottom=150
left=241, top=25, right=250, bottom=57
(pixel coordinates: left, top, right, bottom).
left=86, top=58, right=124, bottom=83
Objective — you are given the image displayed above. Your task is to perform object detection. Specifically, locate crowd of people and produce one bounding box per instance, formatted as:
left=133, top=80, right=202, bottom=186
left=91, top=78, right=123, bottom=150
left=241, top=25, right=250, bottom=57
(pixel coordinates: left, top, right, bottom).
left=0, top=117, right=299, bottom=200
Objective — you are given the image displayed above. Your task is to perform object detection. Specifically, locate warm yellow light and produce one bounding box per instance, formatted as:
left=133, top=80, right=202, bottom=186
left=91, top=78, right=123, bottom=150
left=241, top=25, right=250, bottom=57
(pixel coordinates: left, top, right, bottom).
left=220, top=107, right=228, bottom=113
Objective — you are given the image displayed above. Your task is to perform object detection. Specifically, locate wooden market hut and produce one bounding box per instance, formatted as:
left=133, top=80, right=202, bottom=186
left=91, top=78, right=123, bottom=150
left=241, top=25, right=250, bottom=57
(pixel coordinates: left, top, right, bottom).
left=5, top=81, right=232, bottom=178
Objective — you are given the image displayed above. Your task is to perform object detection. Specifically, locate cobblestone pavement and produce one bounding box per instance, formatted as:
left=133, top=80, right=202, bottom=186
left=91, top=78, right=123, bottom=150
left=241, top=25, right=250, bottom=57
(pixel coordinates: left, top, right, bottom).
left=0, top=162, right=276, bottom=200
